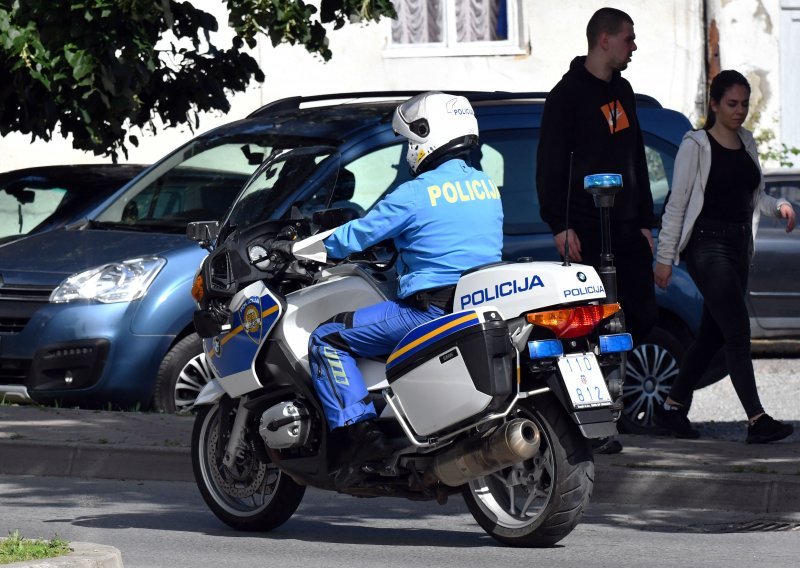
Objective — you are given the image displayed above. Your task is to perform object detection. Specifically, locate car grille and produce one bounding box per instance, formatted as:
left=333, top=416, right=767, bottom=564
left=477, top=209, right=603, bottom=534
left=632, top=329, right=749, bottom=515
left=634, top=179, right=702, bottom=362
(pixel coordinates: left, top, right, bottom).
left=0, top=283, right=55, bottom=334
left=0, top=358, right=31, bottom=385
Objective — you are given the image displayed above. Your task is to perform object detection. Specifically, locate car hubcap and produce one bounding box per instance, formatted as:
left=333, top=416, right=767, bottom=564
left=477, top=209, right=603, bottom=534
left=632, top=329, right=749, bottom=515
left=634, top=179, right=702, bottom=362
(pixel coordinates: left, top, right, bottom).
left=623, top=343, right=679, bottom=428
left=175, top=353, right=216, bottom=413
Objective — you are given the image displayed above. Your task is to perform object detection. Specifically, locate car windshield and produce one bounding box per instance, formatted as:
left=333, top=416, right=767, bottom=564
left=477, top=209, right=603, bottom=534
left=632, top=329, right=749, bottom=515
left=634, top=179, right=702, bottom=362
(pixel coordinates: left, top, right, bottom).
left=0, top=183, right=69, bottom=240
left=93, top=136, right=318, bottom=233
left=222, top=146, right=342, bottom=234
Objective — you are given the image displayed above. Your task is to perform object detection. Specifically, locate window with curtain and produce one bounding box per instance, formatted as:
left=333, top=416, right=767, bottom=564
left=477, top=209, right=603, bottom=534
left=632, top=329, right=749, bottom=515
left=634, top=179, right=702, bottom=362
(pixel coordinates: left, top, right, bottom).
left=387, top=0, right=522, bottom=56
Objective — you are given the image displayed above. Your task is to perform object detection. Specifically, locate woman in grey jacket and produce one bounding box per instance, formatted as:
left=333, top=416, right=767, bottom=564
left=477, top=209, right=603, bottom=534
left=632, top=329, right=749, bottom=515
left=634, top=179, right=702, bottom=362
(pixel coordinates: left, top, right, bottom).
left=653, top=70, right=796, bottom=444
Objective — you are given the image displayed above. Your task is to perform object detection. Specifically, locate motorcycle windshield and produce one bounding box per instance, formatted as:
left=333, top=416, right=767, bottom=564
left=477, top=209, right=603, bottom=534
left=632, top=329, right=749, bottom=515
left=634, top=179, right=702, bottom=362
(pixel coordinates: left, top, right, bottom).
left=222, top=146, right=342, bottom=235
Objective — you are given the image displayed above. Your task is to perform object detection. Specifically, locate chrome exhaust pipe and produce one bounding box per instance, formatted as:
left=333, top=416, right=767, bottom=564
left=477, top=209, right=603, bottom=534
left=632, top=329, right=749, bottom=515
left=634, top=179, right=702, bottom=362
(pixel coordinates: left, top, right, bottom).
left=427, top=418, right=541, bottom=487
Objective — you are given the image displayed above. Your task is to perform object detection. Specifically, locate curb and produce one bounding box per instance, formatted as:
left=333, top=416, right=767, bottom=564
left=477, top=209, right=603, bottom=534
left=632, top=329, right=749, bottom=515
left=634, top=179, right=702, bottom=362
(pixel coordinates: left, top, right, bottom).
left=3, top=438, right=800, bottom=514
left=3, top=542, right=123, bottom=568
left=593, top=466, right=800, bottom=513
left=0, top=440, right=191, bottom=482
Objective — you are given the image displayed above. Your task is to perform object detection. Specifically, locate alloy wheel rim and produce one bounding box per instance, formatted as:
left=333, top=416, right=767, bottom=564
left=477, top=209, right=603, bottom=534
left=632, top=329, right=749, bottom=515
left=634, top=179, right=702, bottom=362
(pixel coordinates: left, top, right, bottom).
left=622, top=343, right=679, bottom=428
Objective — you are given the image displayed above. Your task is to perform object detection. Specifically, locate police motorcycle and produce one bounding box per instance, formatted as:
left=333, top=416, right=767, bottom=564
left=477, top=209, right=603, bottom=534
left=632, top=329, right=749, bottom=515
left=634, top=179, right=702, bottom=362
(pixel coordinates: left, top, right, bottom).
left=186, top=137, right=632, bottom=546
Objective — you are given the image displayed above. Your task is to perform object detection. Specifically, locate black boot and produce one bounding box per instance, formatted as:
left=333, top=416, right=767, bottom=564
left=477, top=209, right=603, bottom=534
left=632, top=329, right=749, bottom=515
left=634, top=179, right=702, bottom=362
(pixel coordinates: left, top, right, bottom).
left=333, top=420, right=392, bottom=489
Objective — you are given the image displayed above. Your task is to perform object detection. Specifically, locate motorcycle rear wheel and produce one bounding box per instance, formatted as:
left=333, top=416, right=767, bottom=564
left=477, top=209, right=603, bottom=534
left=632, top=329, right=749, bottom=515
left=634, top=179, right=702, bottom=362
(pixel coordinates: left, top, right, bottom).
left=192, top=402, right=305, bottom=531
left=462, top=394, right=593, bottom=547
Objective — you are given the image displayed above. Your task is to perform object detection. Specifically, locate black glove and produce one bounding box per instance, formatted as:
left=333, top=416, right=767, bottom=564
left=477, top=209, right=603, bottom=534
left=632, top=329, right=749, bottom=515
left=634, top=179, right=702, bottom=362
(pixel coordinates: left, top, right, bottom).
left=269, top=239, right=295, bottom=259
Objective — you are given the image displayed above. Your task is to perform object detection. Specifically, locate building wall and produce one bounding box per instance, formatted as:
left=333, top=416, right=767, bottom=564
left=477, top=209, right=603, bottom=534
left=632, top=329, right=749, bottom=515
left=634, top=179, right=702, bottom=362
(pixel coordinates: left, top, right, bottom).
left=1, top=0, right=793, bottom=171
left=710, top=0, right=796, bottom=166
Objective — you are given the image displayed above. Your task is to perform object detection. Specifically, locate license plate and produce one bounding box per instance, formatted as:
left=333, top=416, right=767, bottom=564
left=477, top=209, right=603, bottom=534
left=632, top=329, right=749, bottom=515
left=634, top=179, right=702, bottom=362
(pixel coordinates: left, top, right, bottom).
left=557, top=353, right=612, bottom=410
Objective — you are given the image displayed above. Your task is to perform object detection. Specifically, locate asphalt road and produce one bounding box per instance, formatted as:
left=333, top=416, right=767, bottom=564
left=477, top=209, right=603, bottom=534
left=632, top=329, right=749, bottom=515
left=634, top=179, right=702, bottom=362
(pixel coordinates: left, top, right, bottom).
left=1, top=474, right=799, bottom=568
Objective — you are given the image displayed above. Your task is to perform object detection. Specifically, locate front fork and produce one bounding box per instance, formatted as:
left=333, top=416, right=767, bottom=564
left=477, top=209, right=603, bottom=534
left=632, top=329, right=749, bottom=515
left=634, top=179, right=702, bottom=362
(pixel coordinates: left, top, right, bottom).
left=221, top=397, right=251, bottom=469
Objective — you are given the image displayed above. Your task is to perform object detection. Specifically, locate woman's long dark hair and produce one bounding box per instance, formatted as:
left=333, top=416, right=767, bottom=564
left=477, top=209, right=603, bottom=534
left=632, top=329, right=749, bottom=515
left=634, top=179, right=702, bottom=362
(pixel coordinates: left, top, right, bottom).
left=704, top=70, right=751, bottom=130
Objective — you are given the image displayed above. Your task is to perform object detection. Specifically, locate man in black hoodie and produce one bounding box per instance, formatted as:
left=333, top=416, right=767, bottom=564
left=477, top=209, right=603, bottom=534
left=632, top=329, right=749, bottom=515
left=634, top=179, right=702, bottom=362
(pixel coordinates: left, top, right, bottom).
left=536, top=7, right=657, bottom=454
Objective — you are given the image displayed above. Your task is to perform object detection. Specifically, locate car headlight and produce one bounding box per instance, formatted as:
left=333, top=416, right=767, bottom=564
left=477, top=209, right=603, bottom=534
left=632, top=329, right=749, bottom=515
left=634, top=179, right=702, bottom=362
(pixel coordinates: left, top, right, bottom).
left=50, top=257, right=167, bottom=304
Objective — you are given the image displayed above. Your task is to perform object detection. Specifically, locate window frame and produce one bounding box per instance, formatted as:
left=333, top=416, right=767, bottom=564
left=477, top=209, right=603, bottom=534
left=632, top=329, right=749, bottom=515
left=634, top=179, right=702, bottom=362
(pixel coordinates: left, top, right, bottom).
left=383, top=0, right=527, bottom=59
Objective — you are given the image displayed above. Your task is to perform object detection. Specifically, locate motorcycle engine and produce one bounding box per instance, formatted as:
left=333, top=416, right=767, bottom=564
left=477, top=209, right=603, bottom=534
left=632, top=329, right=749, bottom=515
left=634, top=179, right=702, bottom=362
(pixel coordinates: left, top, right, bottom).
left=259, top=401, right=311, bottom=449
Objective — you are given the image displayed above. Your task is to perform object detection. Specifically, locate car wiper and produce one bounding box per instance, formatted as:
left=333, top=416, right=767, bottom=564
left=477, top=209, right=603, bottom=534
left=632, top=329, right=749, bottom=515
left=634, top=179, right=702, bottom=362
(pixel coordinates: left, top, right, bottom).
left=79, top=220, right=154, bottom=232
left=127, top=221, right=188, bottom=234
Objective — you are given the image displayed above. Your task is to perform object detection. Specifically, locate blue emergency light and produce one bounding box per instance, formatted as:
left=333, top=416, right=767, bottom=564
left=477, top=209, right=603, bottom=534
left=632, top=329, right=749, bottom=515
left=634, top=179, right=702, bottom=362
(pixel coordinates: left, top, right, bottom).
left=527, top=339, right=564, bottom=360
left=584, top=173, right=623, bottom=189
left=599, top=333, right=633, bottom=354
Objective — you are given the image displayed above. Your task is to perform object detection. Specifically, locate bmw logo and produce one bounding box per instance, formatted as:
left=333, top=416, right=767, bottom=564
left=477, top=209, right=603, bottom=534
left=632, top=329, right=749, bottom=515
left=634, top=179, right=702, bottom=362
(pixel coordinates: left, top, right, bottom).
left=577, top=272, right=587, bottom=282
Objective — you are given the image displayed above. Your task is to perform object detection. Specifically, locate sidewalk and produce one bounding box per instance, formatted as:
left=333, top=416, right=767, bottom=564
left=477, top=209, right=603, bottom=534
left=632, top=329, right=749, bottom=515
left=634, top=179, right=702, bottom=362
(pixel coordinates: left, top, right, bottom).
left=1, top=405, right=799, bottom=514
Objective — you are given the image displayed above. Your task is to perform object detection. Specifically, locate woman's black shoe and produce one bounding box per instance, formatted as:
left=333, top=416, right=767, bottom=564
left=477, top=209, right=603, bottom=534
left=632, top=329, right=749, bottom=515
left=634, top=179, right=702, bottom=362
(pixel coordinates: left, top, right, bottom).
left=653, top=403, right=700, bottom=439
left=746, top=414, right=794, bottom=444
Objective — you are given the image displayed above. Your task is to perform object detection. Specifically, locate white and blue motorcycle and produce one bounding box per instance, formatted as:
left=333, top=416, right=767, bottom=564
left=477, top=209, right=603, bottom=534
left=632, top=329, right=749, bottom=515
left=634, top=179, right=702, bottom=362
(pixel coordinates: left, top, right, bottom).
left=187, top=149, right=630, bottom=547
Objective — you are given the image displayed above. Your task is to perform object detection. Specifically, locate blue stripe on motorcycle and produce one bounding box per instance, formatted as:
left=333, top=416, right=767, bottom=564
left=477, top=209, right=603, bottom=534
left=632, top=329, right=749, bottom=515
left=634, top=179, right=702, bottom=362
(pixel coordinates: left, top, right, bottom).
left=386, top=310, right=480, bottom=369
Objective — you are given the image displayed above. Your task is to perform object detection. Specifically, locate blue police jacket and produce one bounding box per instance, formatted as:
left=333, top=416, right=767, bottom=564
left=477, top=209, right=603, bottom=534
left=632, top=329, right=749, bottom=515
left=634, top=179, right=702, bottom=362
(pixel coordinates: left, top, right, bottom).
left=324, top=159, right=504, bottom=298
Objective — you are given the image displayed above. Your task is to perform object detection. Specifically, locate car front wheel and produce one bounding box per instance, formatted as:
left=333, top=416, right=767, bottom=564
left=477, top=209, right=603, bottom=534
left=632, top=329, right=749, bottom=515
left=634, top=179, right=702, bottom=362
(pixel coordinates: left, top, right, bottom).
left=618, top=327, right=683, bottom=434
left=152, top=333, right=215, bottom=414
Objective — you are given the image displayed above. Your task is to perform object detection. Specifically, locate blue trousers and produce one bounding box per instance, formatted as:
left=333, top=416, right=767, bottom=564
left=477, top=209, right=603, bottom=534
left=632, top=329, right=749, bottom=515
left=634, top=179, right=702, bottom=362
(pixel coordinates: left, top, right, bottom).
left=309, top=300, right=444, bottom=430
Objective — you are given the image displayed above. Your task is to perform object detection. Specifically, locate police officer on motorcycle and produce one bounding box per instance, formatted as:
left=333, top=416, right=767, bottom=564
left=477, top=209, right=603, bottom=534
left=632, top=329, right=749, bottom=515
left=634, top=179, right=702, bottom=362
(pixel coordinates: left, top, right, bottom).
left=271, top=91, right=504, bottom=488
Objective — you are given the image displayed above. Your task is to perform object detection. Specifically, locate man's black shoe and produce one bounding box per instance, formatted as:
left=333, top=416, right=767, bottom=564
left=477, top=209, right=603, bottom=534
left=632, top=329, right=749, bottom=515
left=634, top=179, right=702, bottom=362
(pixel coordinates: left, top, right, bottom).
left=334, top=420, right=392, bottom=489
left=653, top=402, right=700, bottom=439
left=746, top=414, right=794, bottom=444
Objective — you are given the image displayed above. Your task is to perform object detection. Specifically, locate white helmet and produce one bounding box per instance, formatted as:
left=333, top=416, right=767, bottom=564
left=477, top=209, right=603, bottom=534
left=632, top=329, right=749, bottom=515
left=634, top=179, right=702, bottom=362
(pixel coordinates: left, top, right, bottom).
left=392, top=91, right=479, bottom=175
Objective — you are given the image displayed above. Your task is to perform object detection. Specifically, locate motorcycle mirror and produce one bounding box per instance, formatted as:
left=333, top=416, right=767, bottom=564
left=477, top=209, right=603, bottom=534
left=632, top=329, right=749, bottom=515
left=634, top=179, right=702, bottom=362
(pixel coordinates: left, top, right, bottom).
left=187, top=220, right=220, bottom=248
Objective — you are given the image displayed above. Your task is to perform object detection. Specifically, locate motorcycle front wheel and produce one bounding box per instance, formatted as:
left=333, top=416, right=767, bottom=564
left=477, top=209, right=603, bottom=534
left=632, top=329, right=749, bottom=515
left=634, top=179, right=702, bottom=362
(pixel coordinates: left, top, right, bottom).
left=462, top=394, right=593, bottom=547
left=192, top=402, right=305, bottom=531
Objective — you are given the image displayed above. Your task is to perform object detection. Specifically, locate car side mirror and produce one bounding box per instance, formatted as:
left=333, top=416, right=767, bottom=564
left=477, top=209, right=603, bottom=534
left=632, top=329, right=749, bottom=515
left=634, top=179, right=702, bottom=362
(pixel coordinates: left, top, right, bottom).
left=187, top=221, right=219, bottom=248
left=4, top=185, right=36, bottom=204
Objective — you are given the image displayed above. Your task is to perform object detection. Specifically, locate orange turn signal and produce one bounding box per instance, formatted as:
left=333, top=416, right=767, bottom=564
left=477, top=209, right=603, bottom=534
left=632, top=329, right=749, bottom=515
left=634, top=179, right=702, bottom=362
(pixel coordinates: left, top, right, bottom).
left=191, top=273, right=204, bottom=302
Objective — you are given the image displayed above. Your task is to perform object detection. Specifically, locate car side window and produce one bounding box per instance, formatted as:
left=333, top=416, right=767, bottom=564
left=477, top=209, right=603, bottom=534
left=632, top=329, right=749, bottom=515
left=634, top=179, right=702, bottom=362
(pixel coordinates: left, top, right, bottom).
left=345, top=144, right=411, bottom=213
left=350, top=129, right=545, bottom=234
left=766, top=180, right=800, bottom=204
left=643, top=134, right=678, bottom=215
left=303, top=143, right=410, bottom=219
left=479, top=129, right=546, bottom=235
left=764, top=179, right=800, bottom=227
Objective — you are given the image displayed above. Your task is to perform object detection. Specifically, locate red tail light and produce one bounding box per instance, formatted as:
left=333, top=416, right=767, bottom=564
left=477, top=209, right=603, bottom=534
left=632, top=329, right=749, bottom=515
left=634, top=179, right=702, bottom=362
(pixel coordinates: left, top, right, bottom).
left=526, top=303, right=621, bottom=339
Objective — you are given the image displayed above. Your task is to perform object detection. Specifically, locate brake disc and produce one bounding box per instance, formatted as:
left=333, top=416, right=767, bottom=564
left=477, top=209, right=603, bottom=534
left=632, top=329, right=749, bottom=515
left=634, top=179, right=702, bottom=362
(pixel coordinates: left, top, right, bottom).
left=207, top=422, right=269, bottom=498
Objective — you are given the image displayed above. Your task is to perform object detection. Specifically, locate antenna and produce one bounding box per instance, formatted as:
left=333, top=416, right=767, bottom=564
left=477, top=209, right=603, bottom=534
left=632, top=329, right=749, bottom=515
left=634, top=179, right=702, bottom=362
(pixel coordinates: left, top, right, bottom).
left=562, top=152, right=574, bottom=267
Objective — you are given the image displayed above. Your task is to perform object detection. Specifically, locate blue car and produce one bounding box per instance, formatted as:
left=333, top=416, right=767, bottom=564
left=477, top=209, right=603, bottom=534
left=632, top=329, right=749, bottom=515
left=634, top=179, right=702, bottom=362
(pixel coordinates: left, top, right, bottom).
left=0, top=92, right=706, bottom=425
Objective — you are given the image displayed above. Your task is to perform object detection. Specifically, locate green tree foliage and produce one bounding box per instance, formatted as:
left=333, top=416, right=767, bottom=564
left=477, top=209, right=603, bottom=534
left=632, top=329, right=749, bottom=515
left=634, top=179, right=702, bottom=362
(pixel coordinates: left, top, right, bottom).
left=0, top=0, right=395, bottom=160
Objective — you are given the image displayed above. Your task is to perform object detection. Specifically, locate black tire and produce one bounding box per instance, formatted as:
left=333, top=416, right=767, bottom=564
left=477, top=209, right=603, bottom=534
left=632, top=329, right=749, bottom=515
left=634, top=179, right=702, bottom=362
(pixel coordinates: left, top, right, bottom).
left=618, top=326, right=684, bottom=434
left=152, top=334, right=215, bottom=414
left=462, top=395, right=593, bottom=547
left=192, top=403, right=305, bottom=531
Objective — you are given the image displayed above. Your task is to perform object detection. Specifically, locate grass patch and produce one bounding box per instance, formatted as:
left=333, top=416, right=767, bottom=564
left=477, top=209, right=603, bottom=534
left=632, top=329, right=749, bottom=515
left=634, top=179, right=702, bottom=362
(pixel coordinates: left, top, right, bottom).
left=0, top=530, right=70, bottom=565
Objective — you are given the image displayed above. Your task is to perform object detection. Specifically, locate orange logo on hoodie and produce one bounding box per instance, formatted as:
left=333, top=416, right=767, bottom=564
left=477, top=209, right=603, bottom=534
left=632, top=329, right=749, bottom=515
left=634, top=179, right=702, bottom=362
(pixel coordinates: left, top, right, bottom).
left=600, top=100, right=630, bottom=134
